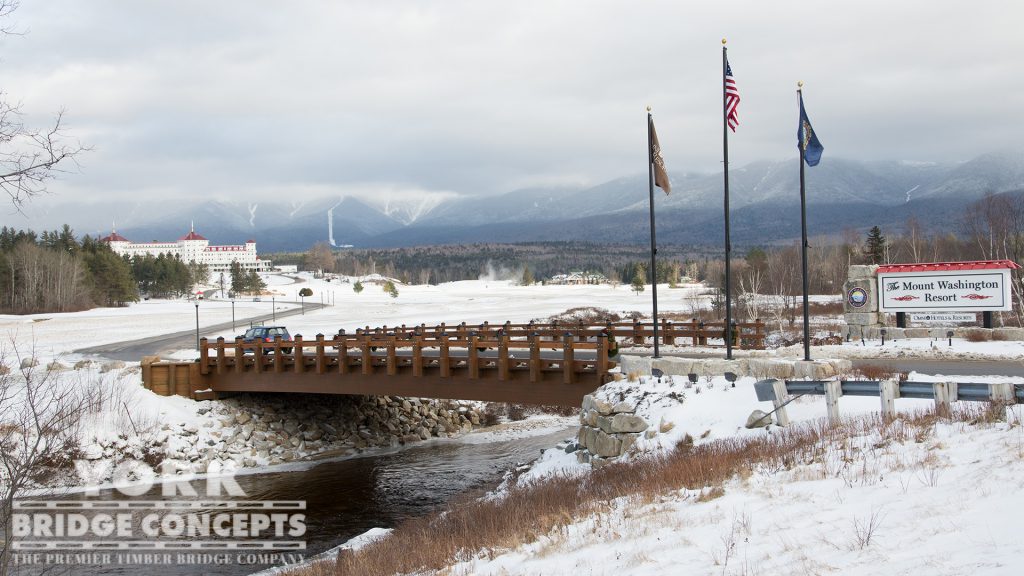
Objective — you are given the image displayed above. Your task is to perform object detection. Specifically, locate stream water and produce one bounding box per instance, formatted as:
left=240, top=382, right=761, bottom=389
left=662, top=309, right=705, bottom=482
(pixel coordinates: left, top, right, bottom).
left=12, top=423, right=575, bottom=576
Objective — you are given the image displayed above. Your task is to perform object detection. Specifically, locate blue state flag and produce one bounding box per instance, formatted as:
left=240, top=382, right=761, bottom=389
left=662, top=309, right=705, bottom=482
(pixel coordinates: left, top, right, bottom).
left=797, top=92, right=824, bottom=167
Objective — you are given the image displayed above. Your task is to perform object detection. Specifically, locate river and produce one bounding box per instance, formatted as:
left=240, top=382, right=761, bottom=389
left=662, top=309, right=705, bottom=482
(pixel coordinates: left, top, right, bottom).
left=11, top=421, right=575, bottom=576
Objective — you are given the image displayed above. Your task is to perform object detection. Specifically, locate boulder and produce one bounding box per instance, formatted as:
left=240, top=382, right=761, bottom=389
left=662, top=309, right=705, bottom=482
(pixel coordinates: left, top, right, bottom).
left=590, top=430, right=623, bottom=458
left=610, top=414, right=648, bottom=434
left=745, top=410, right=772, bottom=429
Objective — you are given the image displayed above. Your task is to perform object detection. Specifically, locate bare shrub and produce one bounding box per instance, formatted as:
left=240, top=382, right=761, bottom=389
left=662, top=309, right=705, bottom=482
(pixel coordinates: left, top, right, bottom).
left=506, top=404, right=526, bottom=421
left=853, top=364, right=900, bottom=381
left=482, top=405, right=500, bottom=427
left=852, top=509, right=885, bottom=550
left=545, top=307, right=621, bottom=325
left=991, top=330, right=1012, bottom=341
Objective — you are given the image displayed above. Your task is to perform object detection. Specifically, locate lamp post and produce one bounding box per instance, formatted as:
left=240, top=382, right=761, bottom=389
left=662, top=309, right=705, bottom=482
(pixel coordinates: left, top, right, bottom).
left=231, top=300, right=236, bottom=331
left=272, top=296, right=276, bottom=322
left=194, top=302, right=200, bottom=351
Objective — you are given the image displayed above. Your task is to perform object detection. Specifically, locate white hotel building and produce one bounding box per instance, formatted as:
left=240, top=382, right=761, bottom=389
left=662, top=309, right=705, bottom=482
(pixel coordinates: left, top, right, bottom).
left=100, top=226, right=272, bottom=273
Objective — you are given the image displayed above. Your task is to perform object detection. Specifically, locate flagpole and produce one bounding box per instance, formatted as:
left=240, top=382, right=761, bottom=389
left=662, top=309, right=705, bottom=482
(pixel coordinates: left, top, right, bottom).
left=798, top=82, right=811, bottom=362
left=647, top=107, right=661, bottom=359
left=722, top=39, right=734, bottom=360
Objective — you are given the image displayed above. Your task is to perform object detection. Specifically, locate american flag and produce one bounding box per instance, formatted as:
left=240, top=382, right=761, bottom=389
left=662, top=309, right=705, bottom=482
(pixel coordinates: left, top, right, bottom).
left=725, top=61, right=740, bottom=132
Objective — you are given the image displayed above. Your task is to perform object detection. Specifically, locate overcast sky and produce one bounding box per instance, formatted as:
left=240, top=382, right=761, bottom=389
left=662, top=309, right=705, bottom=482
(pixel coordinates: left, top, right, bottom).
left=3, top=0, right=1022, bottom=214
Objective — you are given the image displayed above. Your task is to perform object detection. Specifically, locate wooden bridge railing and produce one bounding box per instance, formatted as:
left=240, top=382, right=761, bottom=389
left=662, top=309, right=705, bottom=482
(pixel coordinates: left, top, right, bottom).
left=326, top=319, right=765, bottom=350
left=199, top=331, right=614, bottom=386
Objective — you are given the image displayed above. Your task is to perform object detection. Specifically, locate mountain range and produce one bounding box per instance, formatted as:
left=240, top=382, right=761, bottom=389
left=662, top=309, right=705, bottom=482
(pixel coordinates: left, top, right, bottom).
left=25, top=151, right=1024, bottom=252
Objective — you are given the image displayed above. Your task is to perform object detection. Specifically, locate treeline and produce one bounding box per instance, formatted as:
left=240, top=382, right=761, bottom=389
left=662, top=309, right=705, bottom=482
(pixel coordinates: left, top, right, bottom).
left=272, top=242, right=712, bottom=285
left=0, top=225, right=137, bottom=313
left=0, top=225, right=214, bottom=314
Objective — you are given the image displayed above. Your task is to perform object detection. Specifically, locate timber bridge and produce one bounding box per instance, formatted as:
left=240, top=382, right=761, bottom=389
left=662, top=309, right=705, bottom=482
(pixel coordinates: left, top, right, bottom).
left=141, top=319, right=765, bottom=406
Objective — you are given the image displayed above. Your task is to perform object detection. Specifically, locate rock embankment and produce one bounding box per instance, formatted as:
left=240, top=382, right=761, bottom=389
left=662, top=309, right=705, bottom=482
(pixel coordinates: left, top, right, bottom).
left=80, top=393, right=487, bottom=482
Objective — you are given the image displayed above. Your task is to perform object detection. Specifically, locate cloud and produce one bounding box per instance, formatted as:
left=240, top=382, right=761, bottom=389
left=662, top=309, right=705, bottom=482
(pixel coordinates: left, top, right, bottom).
left=2, top=0, right=1021, bottom=214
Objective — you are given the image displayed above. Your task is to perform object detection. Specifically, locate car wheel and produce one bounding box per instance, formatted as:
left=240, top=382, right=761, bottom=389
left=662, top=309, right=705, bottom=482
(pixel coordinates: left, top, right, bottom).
left=283, top=348, right=293, bottom=354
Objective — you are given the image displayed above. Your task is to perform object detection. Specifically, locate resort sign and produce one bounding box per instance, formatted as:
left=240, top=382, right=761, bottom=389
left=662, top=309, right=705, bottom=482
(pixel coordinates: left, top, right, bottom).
left=877, top=261, right=1018, bottom=312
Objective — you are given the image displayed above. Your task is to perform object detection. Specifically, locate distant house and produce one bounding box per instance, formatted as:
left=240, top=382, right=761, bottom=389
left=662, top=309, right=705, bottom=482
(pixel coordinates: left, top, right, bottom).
left=100, top=225, right=272, bottom=273
left=548, top=271, right=609, bottom=285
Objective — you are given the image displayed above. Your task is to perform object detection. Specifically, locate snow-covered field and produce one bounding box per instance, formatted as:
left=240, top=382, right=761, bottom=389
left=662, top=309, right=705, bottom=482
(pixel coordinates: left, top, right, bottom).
left=4, top=272, right=1024, bottom=575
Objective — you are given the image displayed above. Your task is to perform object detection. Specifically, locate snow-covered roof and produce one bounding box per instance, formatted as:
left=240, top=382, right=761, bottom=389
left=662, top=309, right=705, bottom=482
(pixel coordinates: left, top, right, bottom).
left=877, top=260, right=1022, bottom=273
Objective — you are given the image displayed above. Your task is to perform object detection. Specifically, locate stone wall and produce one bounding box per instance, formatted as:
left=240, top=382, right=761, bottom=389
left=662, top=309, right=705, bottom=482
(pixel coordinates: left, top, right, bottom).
left=618, top=355, right=852, bottom=381
left=574, top=394, right=649, bottom=466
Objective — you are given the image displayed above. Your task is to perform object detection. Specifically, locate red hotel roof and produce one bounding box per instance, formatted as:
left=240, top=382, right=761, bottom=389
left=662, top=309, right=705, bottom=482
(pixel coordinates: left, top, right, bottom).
left=179, top=231, right=208, bottom=241
left=876, top=260, right=1022, bottom=273
left=99, top=232, right=130, bottom=242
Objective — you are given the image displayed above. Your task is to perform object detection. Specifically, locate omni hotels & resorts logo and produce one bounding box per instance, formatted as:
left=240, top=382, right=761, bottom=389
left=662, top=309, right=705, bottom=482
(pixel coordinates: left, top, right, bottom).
left=9, top=460, right=307, bottom=568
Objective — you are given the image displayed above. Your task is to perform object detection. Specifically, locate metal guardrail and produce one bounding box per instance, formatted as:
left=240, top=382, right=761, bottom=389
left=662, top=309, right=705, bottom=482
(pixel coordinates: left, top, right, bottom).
left=753, top=378, right=1024, bottom=426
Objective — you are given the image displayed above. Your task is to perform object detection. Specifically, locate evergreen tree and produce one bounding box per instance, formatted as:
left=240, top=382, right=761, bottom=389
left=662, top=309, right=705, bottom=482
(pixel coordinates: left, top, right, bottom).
left=863, top=226, right=887, bottom=264
left=631, top=263, right=646, bottom=295
left=521, top=265, right=535, bottom=286
left=353, top=280, right=364, bottom=294
left=383, top=280, right=399, bottom=298
left=229, top=261, right=246, bottom=294
left=246, top=270, right=266, bottom=294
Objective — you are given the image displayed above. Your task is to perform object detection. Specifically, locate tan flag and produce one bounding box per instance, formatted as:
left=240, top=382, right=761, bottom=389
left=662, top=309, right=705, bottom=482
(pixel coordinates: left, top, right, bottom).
left=650, top=118, right=671, bottom=195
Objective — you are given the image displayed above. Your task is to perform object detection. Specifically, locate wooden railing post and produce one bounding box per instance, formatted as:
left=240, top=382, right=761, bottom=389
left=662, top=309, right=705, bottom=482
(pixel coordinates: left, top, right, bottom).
left=386, top=339, right=397, bottom=376
left=256, top=338, right=265, bottom=372
left=691, top=318, right=700, bottom=346
left=562, top=333, right=575, bottom=384
left=215, top=337, right=225, bottom=375
left=315, top=334, right=326, bottom=374
left=632, top=318, right=643, bottom=345
left=596, top=333, right=609, bottom=379
left=337, top=332, right=349, bottom=375
left=439, top=334, right=451, bottom=378
left=497, top=335, right=510, bottom=381
left=529, top=333, right=541, bottom=383
left=412, top=337, right=423, bottom=377
left=293, top=334, right=304, bottom=373
left=273, top=336, right=284, bottom=373
left=234, top=337, right=244, bottom=373
left=662, top=319, right=673, bottom=346
left=199, top=338, right=210, bottom=375
left=361, top=332, right=373, bottom=375
left=468, top=334, right=480, bottom=379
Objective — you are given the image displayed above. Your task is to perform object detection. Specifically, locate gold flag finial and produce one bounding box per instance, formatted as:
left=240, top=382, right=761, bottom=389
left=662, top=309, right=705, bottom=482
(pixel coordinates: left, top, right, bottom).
left=797, top=81, right=804, bottom=88
left=646, top=105, right=651, bottom=112
left=722, top=38, right=727, bottom=45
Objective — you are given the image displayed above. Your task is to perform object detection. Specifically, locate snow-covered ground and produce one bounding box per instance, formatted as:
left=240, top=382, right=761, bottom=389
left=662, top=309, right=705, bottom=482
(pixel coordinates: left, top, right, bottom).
left=4, top=273, right=1024, bottom=575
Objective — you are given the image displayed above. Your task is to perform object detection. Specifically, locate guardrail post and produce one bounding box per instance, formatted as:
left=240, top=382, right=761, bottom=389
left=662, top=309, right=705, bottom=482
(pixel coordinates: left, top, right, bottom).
left=315, top=334, right=326, bottom=374
left=933, top=382, right=951, bottom=415
left=293, top=335, right=304, bottom=373
left=772, top=380, right=791, bottom=426
left=361, top=333, right=373, bottom=375
left=498, top=335, right=509, bottom=381
left=825, top=380, right=842, bottom=423
left=468, top=334, right=480, bottom=379
left=990, top=383, right=1014, bottom=404
left=273, top=336, right=284, bottom=373
left=439, top=334, right=451, bottom=377
left=529, top=333, right=541, bottom=383
left=386, top=340, right=397, bottom=376
left=199, top=338, right=210, bottom=375
left=880, top=379, right=898, bottom=419
left=215, top=337, right=225, bottom=375
left=234, top=337, right=244, bottom=373
left=562, top=333, right=575, bottom=385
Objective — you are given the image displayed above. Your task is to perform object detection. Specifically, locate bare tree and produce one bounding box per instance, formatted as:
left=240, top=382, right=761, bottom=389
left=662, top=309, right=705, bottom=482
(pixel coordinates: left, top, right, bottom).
left=0, top=344, right=86, bottom=576
left=0, top=1, right=88, bottom=211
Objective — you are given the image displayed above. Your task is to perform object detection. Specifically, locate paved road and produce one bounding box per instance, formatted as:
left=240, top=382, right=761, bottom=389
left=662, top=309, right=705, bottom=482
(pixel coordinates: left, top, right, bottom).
left=75, top=302, right=328, bottom=362
left=630, top=351, right=1024, bottom=377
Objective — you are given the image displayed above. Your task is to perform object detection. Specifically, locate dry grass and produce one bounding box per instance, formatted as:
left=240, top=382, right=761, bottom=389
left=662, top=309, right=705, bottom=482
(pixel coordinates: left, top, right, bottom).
left=285, top=408, right=988, bottom=576
left=851, top=364, right=907, bottom=381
